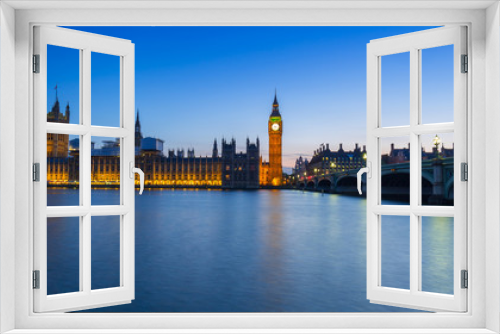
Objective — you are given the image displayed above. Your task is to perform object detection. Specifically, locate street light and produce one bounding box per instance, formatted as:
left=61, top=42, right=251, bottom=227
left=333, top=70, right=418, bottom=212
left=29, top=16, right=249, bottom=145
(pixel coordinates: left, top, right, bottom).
left=433, top=134, right=441, bottom=149
left=433, top=134, right=441, bottom=159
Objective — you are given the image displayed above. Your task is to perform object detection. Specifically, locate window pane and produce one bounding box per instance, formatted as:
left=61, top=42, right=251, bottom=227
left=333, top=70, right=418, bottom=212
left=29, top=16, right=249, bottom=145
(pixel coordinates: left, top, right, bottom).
left=91, top=52, right=120, bottom=127
left=91, top=216, right=121, bottom=290
left=47, top=133, right=80, bottom=206
left=381, top=52, right=410, bottom=127
left=91, top=136, right=121, bottom=206
left=47, top=134, right=80, bottom=206
left=47, top=217, right=80, bottom=295
left=47, top=45, right=80, bottom=125
left=381, top=215, right=410, bottom=290
left=420, top=133, right=454, bottom=206
left=380, top=136, right=410, bottom=205
left=421, top=216, right=454, bottom=295
left=421, top=45, right=454, bottom=124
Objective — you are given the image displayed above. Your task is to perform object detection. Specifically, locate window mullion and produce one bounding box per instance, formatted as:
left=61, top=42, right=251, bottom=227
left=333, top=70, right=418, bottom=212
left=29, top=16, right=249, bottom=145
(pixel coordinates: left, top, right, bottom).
left=81, top=47, right=92, bottom=295
left=409, top=48, right=420, bottom=294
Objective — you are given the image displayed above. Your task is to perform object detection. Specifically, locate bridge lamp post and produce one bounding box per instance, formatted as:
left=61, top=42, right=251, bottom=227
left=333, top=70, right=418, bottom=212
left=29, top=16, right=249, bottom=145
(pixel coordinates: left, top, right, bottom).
left=433, top=134, right=441, bottom=158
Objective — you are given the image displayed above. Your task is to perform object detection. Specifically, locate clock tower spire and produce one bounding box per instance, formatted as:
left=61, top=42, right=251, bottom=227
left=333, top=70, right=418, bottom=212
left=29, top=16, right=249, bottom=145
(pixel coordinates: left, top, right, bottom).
left=268, top=91, right=283, bottom=186
left=135, top=109, right=143, bottom=148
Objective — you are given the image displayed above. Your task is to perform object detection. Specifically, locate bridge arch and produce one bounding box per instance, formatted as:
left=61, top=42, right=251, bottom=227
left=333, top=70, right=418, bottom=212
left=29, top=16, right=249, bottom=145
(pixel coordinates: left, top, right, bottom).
left=306, top=181, right=315, bottom=189
left=381, top=172, right=410, bottom=201
left=298, top=182, right=305, bottom=188
left=381, top=172, right=410, bottom=185
left=317, top=179, right=332, bottom=190
left=335, top=175, right=358, bottom=194
left=336, top=175, right=357, bottom=187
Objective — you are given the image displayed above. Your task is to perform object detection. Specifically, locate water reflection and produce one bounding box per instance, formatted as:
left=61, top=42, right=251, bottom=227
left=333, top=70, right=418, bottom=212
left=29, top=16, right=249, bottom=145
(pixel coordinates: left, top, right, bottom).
left=422, top=217, right=454, bottom=294
left=261, top=190, right=285, bottom=311
left=43, top=188, right=453, bottom=312
left=381, top=216, right=410, bottom=290
left=47, top=217, right=80, bottom=295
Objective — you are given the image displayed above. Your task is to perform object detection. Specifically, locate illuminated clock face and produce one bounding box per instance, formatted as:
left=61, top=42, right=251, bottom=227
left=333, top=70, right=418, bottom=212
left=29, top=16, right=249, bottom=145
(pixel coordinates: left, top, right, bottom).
left=271, top=123, right=280, bottom=131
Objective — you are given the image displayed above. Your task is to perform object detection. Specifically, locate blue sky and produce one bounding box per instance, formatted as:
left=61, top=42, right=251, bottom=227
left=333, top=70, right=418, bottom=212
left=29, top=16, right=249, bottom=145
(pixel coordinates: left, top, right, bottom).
left=48, top=26, right=454, bottom=168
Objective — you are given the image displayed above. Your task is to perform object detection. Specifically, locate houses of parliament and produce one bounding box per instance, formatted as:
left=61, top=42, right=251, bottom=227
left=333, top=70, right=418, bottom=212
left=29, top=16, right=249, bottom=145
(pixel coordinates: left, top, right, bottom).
left=47, top=93, right=284, bottom=189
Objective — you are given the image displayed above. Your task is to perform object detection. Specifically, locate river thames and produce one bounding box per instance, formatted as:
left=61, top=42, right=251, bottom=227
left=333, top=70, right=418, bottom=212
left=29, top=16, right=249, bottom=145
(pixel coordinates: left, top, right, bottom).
left=47, top=188, right=453, bottom=312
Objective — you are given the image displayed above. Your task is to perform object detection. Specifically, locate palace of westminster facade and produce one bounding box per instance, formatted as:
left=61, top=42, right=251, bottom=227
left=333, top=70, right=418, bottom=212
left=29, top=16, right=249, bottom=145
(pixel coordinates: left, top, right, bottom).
left=47, top=94, right=285, bottom=189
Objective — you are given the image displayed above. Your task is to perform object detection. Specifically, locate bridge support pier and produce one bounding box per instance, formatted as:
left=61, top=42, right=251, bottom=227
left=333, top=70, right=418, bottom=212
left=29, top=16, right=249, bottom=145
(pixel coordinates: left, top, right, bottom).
left=429, top=159, right=445, bottom=205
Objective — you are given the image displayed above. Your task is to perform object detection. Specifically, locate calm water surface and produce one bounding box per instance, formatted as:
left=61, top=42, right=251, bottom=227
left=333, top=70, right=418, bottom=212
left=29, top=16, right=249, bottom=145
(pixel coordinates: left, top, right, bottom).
left=47, top=188, right=453, bottom=312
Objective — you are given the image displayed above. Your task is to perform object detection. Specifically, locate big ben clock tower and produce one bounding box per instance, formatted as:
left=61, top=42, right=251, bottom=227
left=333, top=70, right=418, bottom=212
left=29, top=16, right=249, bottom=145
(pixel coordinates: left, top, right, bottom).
left=268, top=92, right=283, bottom=186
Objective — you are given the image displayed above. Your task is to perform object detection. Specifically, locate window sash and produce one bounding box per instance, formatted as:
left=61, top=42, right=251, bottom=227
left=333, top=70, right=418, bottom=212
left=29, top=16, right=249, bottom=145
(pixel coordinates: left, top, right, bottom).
left=366, top=26, right=467, bottom=312
left=32, top=25, right=136, bottom=313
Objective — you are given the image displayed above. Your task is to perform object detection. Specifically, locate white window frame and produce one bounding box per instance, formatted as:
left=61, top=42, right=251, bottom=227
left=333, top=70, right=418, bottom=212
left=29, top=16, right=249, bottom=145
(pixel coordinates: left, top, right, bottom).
left=33, top=25, right=136, bottom=313
left=1, top=1, right=499, bottom=333
left=366, top=26, right=468, bottom=312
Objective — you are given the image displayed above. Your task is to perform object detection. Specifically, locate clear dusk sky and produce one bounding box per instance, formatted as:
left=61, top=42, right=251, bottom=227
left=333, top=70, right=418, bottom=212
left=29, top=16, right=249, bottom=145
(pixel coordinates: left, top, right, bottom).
left=48, top=26, right=454, bottom=169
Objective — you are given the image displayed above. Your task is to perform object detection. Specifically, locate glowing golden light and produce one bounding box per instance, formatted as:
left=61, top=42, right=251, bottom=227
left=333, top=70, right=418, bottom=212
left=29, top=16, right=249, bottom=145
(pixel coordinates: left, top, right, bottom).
left=433, top=134, right=441, bottom=148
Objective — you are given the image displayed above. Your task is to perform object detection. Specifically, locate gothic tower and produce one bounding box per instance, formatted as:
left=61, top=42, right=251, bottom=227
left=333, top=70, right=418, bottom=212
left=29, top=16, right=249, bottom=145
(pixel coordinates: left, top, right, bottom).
left=135, top=109, right=143, bottom=148
left=268, top=92, right=283, bottom=186
left=46, top=87, right=70, bottom=158
left=212, top=139, right=218, bottom=158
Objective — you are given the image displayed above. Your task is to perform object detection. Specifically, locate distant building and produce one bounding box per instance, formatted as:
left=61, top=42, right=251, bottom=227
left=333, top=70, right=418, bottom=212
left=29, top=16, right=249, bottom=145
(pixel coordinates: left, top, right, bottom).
left=47, top=93, right=283, bottom=189
left=296, top=143, right=367, bottom=177
left=136, top=147, right=222, bottom=187
left=382, top=143, right=454, bottom=165
left=91, top=139, right=121, bottom=157
left=260, top=159, right=270, bottom=186
left=47, top=92, right=70, bottom=158
left=221, top=138, right=260, bottom=189
left=141, top=137, right=164, bottom=152
left=382, top=143, right=410, bottom=164
left=293, top=156, right=309, bottom=176
left=46, top=91, right=75, bottom=185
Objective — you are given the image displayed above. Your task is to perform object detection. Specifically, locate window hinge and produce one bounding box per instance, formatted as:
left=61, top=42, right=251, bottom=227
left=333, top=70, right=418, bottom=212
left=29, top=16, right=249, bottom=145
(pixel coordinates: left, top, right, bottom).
left=33, top=163, right=40, bottom=182
left=461, top=162, right=468, bottom=181
left=461, top=54, right=468, bottom=73
left=33, top=270, right=40, bottom=289
left=33, top=54, right=40, bottom=73
left=461, top=270, right=468, bottom=289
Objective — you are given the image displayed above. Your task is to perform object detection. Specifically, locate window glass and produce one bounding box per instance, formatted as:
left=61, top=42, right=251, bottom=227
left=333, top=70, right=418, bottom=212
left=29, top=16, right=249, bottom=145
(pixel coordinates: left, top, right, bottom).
left=91, top=52, right=120, bottom=127
left=381, top=136, right=410, bottom=205
left=91, top=136, right=121, bottom=206
left=381, top=215, right=410, bottom=290
left=91, top=216, right=121, bottom=290
left=420, top=133, right=454, bottom=206
left=421, top=45, right=454, bottom=124
left=47, top=217, right=80, bottom=295
left=47, top=134, right=80, bottom=206
left=47, top=45, right=80, bottom=125
left=421, top=216, right=454, bottom=295
left=381, top=52, right=410, bottom=127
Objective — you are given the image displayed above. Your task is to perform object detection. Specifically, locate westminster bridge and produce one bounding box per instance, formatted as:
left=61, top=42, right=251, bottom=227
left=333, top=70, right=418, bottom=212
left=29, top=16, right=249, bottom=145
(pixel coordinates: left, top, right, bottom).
left=291, top=157, right=454, bottom=204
